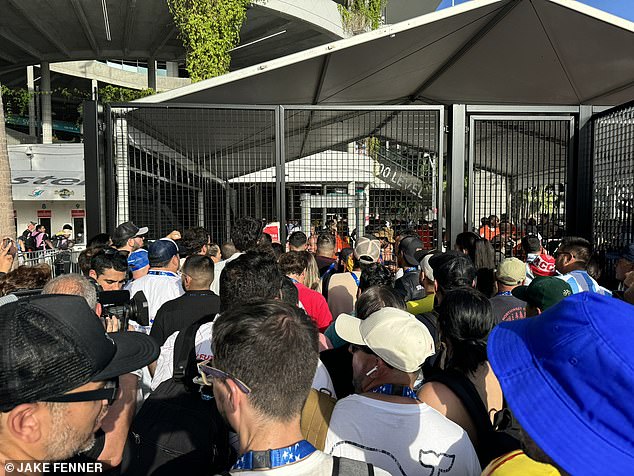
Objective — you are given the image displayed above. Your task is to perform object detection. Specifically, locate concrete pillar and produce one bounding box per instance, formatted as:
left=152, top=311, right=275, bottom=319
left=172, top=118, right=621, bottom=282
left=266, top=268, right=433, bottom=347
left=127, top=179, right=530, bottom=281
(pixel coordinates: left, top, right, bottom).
left=300, top=193, right=311, bottom=234
left=26, top=66, right=36, bottom=137
left=166, top=61, right=179, bottom=77
left=114, top=117, right=129, bottom=224
left=198, top=191, right=205, bottom=227
left=147, top=58, right=157, bottom=91
left=40, top=62, right=52, bottom=144
left=322, top=184, right=328, bottom=226
left=347, top=181, right=356, bottom=235
left=364, top=184, right=370, bottom=226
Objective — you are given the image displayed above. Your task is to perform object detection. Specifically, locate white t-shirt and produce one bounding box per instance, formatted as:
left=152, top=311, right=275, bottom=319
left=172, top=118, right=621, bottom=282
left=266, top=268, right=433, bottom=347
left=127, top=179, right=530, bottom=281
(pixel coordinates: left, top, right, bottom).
left=210, top=252, right=244, bottom=295
left=151, top=321, right=336, bottom=398
left=215, top=450, right=390, bottom=476
left=325, top=395, right=481, bottom=476
left=125, top=270, right=184, bottom=329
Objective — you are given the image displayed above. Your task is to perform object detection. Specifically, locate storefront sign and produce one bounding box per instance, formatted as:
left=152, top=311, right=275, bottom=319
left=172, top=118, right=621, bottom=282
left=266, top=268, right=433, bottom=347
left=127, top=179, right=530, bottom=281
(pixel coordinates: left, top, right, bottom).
left=263, top=222, right=280, bottom=243
left=37, top=210, right=52, bottom=218
left=11, top=171, right=85, bottom=201
left=71, top=209, right=86, bottom=218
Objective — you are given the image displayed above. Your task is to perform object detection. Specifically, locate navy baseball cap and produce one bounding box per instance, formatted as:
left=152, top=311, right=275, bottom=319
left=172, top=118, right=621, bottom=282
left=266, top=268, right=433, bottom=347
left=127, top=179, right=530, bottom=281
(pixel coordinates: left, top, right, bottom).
left=148, top=239, right=178, bottom=267
left=607, top=243, right=634, bottom=262
left=488, top=293, right=634, bottom=474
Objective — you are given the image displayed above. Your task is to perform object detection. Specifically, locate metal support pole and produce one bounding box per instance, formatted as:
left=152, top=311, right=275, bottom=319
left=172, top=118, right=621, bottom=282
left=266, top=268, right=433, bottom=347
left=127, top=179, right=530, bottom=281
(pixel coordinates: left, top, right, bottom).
left=40, top=62, right=52, bottom=144
left=83, top=101, right=105, bottom=237
left=275, top=106, right=287, bottom=243
left=147, top=58, right=157, bottom=91
left=573, top=105, right=593, bottom=239
left=113, top=116, right=129, bottom=224
left=448, top=104, right=467, bottom=248
left=26, top=66, right=36, bottom=137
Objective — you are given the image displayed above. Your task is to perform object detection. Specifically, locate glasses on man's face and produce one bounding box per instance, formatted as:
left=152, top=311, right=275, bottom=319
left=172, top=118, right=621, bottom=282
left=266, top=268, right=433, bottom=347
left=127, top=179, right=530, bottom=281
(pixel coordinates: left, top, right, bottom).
left=197, top=360, right=251, bottom=395
left=349, top=344, right=376, bottom=356
left=43, top=378, right=119, bottom=406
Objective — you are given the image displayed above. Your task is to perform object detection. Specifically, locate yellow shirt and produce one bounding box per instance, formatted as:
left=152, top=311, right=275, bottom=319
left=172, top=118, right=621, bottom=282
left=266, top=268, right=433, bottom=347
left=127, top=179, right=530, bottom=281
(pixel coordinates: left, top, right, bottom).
left=406, top=293, right=435, bottom=315
left=481, top=450, right=560, bottom=476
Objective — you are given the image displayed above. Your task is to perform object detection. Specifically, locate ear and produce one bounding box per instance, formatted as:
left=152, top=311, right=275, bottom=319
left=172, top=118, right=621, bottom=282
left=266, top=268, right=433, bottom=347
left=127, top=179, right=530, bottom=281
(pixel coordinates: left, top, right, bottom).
left=95, top=303, right=102, bottom=318
left=5, top=404, right=43, bottom=445
left=89, top=269, right=98, bottom=280
left=182, top=274, right=192, bottom=288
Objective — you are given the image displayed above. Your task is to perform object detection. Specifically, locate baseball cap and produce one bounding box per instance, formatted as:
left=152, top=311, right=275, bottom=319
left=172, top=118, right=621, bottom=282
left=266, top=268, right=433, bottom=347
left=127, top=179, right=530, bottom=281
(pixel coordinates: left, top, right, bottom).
left=419, top=252, right=437, bottom=282
left=28, top=220, right=37, bottom=226
left=528, top=253, right=556, bottom=277
left=148, top=238, right=179, bottom=266
left=113, top=221, right=148, bottom=243
left=399, top=236, right=424, bottom=267
left=128, top=248, right=150, bottom=271
left=429, top=251, right=476, bottom=290
left=354, top=236, right=381, bottom=265
left=512, top=276, right=572, bottom=311
left=607, top=243, right=634, bottom=263
left=496, top=257, right=526, bottom=286
left=488, top=293, right=634, bottom=474
left=335, top=307, right=435, bottom=372
left=0, top=294, right=159, bottom=412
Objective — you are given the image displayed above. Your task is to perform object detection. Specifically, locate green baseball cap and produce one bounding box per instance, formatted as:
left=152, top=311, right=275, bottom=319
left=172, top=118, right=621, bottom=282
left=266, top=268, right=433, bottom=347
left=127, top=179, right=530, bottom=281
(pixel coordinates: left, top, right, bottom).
left=512, top=276, right=573, bottom=311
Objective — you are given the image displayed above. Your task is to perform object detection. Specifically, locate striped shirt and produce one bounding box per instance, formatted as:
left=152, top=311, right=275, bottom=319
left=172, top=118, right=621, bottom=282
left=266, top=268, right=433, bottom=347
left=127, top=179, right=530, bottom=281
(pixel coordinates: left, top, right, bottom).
left=557, top=270, right=612, bottom=296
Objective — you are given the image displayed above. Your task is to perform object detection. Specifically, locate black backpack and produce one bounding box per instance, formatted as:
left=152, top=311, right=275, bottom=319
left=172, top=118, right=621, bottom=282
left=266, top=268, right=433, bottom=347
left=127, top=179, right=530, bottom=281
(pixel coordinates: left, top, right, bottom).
left=123, top=317, right=235, bottom=475
left=24, top=232, right=36, bottom=251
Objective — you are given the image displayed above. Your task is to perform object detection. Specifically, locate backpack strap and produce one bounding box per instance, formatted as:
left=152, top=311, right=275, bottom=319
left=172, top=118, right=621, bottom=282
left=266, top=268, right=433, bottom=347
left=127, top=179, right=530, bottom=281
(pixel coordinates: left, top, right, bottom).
left=424, top=369, right=493, bottom=441
left=172, top=314, right=215, bottom=386
left=321, top=269, right=334, bottom=301
left=331, top=456, right=374, bottom=476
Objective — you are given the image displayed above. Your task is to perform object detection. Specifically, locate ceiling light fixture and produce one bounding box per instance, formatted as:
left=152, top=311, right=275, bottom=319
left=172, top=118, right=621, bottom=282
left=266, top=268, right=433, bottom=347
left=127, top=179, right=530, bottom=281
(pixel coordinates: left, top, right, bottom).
left=102, top=0, right=112, bottom=41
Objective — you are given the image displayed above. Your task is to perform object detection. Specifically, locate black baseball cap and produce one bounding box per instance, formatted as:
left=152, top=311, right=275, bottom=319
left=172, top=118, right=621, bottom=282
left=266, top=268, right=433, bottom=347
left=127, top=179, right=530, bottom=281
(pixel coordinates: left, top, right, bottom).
left=399, top=236, right=424, bottom=267
left=113, top=221, right=149, bottom=243
left=0, top=294, right=159, bottom=412
left=607, top=243, right=634, bottom=263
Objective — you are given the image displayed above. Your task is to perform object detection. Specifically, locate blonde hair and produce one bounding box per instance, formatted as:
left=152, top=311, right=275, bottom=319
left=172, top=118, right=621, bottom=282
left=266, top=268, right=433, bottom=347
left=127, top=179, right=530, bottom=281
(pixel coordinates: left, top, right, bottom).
left=303, top=251, right=320, bottom=290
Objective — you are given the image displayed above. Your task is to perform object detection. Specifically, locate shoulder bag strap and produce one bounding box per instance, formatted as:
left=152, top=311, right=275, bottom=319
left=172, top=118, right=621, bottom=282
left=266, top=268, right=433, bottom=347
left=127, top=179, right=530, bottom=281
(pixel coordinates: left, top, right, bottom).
left=173, top=314, right=215, bottom=385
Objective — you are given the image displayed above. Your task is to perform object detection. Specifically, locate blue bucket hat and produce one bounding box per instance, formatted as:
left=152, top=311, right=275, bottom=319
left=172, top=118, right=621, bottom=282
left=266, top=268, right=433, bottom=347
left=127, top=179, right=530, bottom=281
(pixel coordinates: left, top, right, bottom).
left=488, top=293, right=634, bottom=475
left=128, top=249, right=149, bottom=271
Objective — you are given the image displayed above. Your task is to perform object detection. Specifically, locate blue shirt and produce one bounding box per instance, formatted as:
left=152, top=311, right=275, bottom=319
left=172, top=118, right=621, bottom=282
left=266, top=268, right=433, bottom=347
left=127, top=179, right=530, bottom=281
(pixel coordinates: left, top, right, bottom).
left=557, top=270, right=612, bottom=296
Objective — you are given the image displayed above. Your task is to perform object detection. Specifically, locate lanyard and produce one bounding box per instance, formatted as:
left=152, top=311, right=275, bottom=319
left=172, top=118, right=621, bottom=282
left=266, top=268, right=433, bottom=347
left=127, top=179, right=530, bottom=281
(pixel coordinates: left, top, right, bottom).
left=233, top=440, right=317, bottom=471
left=496, top=291, right=513, bottom=296
left=404, top=267, right=418, bottom=274
left=350, top=272, right=360, bottom=287
left=289, top=277, right=299, bottom=284
left=370, top=384, right=418, bottom=401
left=148, top=270, right=178, bottom=277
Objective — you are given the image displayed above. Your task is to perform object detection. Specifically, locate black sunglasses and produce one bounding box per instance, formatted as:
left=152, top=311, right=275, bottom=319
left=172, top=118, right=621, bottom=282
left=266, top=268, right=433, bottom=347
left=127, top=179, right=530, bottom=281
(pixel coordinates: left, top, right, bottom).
left=43, top=378, right=119, bottom=406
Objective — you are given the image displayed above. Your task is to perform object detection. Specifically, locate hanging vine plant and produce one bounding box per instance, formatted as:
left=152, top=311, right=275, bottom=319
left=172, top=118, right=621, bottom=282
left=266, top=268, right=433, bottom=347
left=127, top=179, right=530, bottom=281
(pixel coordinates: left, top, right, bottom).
left=338, top=0, right=387, bottom=34
left=168, top=0, right=250, bottom=82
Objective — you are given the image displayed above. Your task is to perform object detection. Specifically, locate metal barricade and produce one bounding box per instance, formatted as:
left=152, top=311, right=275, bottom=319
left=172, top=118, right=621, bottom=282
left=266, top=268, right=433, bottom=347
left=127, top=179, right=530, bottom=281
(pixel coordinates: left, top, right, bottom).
left=16, top=249, right=83, bottom=277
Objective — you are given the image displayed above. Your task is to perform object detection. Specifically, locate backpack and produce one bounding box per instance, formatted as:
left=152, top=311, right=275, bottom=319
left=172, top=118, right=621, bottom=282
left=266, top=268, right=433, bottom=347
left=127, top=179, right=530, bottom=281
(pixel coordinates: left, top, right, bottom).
left=123, top=317, right=235, bottom=476
left=24, top=232, right=36, bottom=251
left=424, top=369, right=520, bottom=468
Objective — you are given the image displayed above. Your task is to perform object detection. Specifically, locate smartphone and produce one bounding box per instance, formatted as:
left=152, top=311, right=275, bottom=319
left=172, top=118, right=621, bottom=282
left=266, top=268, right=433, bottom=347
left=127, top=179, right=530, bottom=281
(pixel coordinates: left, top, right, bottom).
left=2, top=238, right=17, bottom=257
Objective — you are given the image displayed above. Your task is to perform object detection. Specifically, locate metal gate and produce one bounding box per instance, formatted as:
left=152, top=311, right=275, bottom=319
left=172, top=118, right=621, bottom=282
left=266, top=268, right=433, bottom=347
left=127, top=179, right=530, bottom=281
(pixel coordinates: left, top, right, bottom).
left=467, top=114, right=574, bottom=255
left=99, top=104, right=444, bottom=245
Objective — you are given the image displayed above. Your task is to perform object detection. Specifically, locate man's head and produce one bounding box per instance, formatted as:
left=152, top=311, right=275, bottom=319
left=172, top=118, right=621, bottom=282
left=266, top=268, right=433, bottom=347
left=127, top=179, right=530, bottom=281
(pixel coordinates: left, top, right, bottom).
left=43, top=274, right=98, bottom=312
left=27, top=221, right=36, bottom=232
left=316, top=232, right=336, bottom=258
left=354, top=236, right=381, bottom=266
left=278, top=251, right=307, bottom=283
left=88, top=249, right=128, bottom=291
left=495, top=257, right=526, bottom=291
left=610, top=244, right=634, bottom=282
left=219, top=251, right=283, bottom=311
left=398, top=236, right=424, bottom=268
left=221, top=241, right=237, bottom=261
left=112, top=221, right=148, bottom=252
left=230, top=217, right=262, bottom=253
left=62, top=224, right=73, bottom=236
left=211, top=301, right=318, bottom=432
left=429, top=251, right=476, bottom=303
left=512, top=276, right=573, bottom=317
left=0, top=295, right=158, bottom=461
left=181, top=227, right=211, bottom=257
left=148, top=239, right=179, bottom=272
left=336, top=307, right=435, bottom=393
left=555, top=236, right=592, bottom=274
left=35, top=224, right=46, bottom=233
left=287, top=231, right=308, bottom=251
left=521, top=234, right=542, bottom=255
left=181, top=255, right=214, bottom=291
left=488, top=293, right=634, bottom=474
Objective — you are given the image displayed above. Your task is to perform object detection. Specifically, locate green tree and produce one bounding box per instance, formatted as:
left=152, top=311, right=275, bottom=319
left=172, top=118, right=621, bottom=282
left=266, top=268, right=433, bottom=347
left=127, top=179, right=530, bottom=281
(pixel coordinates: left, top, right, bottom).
left=168, top=0, right=250, bottom=82
left=338, top=0, right=387, bottom=33
left=0, top=89, right=16, bottom=241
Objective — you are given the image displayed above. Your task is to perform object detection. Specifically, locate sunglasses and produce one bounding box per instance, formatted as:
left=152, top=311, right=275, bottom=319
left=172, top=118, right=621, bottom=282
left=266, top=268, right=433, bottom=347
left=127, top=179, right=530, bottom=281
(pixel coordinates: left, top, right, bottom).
left=43, top=378, right=119, bottom=406
left=197, top=359, right=251, bottom=395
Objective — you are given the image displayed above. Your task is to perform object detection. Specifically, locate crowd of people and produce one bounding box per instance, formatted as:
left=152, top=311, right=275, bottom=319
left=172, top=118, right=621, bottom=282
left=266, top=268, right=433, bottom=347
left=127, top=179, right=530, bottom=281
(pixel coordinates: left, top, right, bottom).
left=0, top=215, right=633, bottom=476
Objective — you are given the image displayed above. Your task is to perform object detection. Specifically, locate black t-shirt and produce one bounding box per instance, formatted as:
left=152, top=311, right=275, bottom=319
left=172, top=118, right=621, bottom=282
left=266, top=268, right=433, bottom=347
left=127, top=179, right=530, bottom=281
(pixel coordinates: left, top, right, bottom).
left=394, top=269, right=426, bottom=302
left=319, top=345, right=354, bottom=400
left=315, top=255, right=338, bottom=277
left=490, top=294, right=527, bottom=323
left=150, top=290, right=220, bottom=347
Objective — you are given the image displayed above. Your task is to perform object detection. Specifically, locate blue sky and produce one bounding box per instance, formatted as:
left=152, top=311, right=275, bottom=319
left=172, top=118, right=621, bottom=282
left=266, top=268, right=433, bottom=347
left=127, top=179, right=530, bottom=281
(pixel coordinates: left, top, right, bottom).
left=437, top=0, right=634, bottom=21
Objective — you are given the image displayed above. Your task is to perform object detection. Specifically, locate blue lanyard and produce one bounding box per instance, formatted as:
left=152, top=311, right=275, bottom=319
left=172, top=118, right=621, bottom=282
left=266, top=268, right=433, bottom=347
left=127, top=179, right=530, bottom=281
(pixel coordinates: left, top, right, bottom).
left=371, top=384, right=418, bottom=401
left=289, top=277, right=299, bottom=284
left=496, top=291, right=513, bottom=296
left=350, top=272, right=360, bottom=287
left=148, top=270, right=178, bottom=277
left=320, top=262, right=336, bottom=280
left=404, top=267, right=418, bottom=274
left=233, top=440, right=317, bottom=470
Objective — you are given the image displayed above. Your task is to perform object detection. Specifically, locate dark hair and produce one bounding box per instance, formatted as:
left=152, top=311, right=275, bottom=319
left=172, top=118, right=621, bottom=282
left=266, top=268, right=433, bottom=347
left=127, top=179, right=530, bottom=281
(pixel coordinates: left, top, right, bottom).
left=521, top=234, right=542, bottom=254
left=231, top=217, right=263, bottom=252
left=455, top=232, right=480, bottom=259
left=356, top=285, right=405, bottom=320
left=270, top=243, right=284, bottom=259
left=288, top=231, right=308, bottom=249
left=434, top=255, right=477, bottom=293
left=359, top=263, right=393, bottom=292
left=220, top=251, right=282, bottom=311
left=78, top=246, right=105, bottom=276
left=90, top=249, right=128, bottom=276
left=221, top=241, right=237, bottom=260
left=316, top=232, right=335, bottom=252
left=438, top=287, right=495, bottom=374
left=278, top=251, right=307, bottom=276
left=559, top=236, right=592, bottom=266
left=87, top=233, right=111, bottom=248
left=586, top=255, right=602, bottom=280
left=181, top=227, right=210, bottom=257
left=212, top=301, right=318, bottom=420
left=182, top=255, right=214, bottom=285
left=208, top=243, right=221, bottom=259
left=258, top=233, right=273, bottom=245
left=0, top=264, right=52, bottom=296
left=280, top=276, right=299, bottom=306
left=35, top=224, right=45, bottom=231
